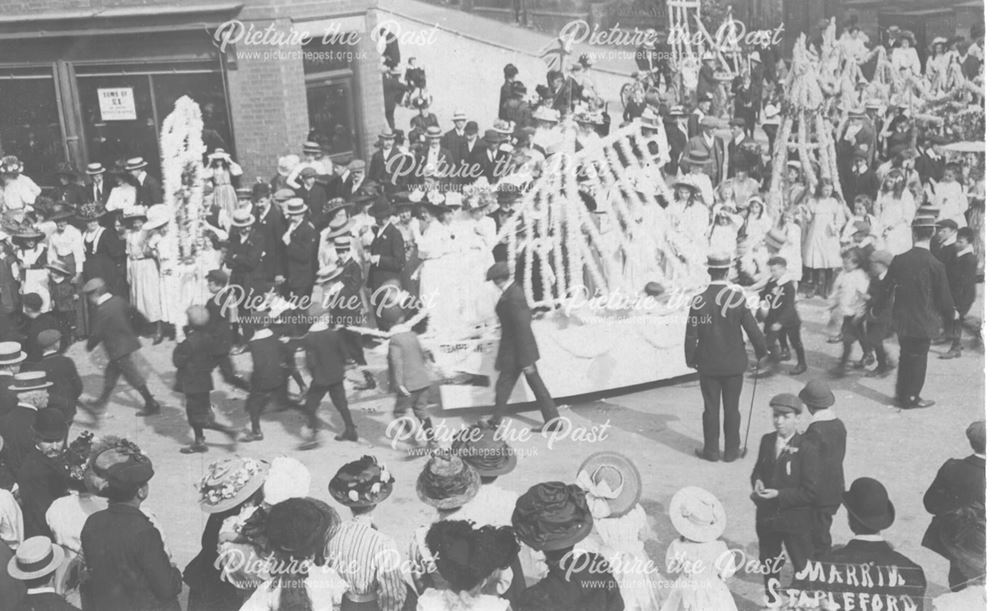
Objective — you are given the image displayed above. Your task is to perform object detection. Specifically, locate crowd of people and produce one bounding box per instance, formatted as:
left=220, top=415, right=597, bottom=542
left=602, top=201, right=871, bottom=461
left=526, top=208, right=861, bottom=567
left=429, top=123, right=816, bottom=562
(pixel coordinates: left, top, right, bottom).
left=0, top=12, right=987, bottom=611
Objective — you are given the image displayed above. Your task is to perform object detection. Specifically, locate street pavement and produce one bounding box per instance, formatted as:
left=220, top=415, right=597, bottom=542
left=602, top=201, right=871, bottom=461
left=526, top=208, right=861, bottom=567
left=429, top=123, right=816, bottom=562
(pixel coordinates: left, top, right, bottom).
left=65, top=290, right=984, bottom=609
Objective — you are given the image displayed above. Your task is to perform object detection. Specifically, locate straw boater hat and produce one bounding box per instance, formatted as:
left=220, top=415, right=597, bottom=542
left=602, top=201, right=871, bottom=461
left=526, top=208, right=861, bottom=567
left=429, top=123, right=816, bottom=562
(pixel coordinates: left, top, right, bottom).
left=669, top=486, right=727, bottom=543
left=284, top=198, right=307, bottom=216
left=142, top=204, right=171, bottom=231
left=7, top=536, right=65, bottom=581
left=512, top=482, right=593, bottom=551
left=416, top=451, right=482, bottom=510
left=85, top=162, right=106, bottom=176
left=576, top=451, right=642, bottom=519
left=842, top=477, right=895, bottom=532
left=328, top=456, right=395, bottom=508
left=230, top=207, right=255, bottom=228
left=46, top=259, right=73, bottom=278
left=0, top=342, right=26, bottom=366
left=14, top=370, right=52, bottom=392
left=123, top=157, right=147, bottom=171
left=302, top=141, right=322, bottom=155
left=764, top=228, right=787, bottom=250
left=451, top=424, right=517, bottom=477
left=197, top=457, right=269, bottom=514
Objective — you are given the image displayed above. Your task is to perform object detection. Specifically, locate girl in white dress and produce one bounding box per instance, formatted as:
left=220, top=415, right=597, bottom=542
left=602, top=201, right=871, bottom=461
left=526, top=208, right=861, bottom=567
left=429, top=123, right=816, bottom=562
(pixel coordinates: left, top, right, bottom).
left=207, top=149, right=243, bottom=235
left=661, top=487, right=736, bottom=611
left=15, top=229, right=51, bottom=312
left=934, top=164, right=969, bottom=228
left=123, top=208, right=162, bottom=329
left=459, top=196, right=499, bottom=326
left=801, top=179, right=847, bottom=298
left=576, top=452, right=662, bottom=611
left=740, top=197, right=772, bottom=250
left=876, top=170, right=916, bottom=255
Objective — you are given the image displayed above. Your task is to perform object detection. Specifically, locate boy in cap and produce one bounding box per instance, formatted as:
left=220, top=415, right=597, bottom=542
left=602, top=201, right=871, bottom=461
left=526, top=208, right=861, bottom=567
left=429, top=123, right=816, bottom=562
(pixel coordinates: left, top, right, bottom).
left=757, top=256, right=806, bottom=376
left=799, top=380, right=846, bottom=555
left=789, top=478, right=926, bottom=609
left=239, top=318, right=299, bottom=442
left=17, top=405, right=72, bottom=539
left=80, top=447, right=183, bottom=611
left=82, top=277, right=161, bottom=416
left=20, top=292, right=58, bottom=363
left=27, top=329, right=81, bottom=422
left=6, top=536, right=71, bottom=610
left=940, top=227, right=979, bottom=359
left=46, top=259, right=78, bottom=352
left=387, top=310, right=435, bottom=447
left=862, top=250, right=895, bottom=377
left=750, top=393, right=819, bottom=605
left=173, top=305, right=238, bottom=453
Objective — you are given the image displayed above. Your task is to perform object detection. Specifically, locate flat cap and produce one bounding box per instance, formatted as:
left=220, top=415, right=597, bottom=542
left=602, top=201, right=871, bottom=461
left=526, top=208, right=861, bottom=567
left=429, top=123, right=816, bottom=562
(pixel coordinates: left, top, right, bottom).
left=770, top=393, right=804, bottom=415
left=81, top=278, right=106, bottom=294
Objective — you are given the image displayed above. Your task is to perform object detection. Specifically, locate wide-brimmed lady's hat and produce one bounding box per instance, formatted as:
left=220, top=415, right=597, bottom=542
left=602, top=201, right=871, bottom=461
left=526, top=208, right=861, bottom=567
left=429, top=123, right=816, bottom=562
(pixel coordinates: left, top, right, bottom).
left=231, top=207, right=255, bottom=228
left=7, top=536, right=65, bottom=580
left=512, top=482, right=593, bottom=551
left=328, top=455, right=395, bottom=508
left=265, top=497, right=340, bottom=561
left=451, top=424, right=517, bottom=477
left=575, top=451, right=642, bottom=519
left=262, top=456, right=311, bottom=506
left=669, top=486, right=727, bottom=543
left=124, top=157, right=148, bottom=171
left=687, top=149, right=711, bottom=165
left=324, top=198, right=353, bottom=220
left=207, top=148, right=232, bottom=163
left=0, top=156, right=23, bottom=174
left=32, top=407, right=67, bottom=442
left=77, top=203, right=108, bottom=222
left=12, top=227, right=43, bottom=241
left=843, top=477, right=895, bottom=532
left=197, top=456, right=269, bottom=514
left=0, top=342, right=27, bottom=365
left=416, top=451, right=482, bottom=510
left=142, top=204, right=172, bottom=231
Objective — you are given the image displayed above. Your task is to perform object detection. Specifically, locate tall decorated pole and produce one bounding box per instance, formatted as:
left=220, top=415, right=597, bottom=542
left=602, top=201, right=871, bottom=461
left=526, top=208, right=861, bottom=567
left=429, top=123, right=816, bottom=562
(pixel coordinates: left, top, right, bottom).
left=159, top=95, right=207, bottom=337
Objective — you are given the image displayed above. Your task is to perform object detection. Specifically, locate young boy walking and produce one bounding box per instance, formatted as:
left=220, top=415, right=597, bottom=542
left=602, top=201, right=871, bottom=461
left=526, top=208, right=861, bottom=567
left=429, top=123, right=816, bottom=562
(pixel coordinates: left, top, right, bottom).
left=300, top=304, right=357, bottom=449
left=940, top=227, right=979, bottom=359
left=240, top=320, right=294, bottom=442
left=757, top=256, right=806, bottom=376
left=862, top=250, right=895, bottom=377
left=828, top=248, right=869, bottom=377
left=387, top=314, right=435, bottom=447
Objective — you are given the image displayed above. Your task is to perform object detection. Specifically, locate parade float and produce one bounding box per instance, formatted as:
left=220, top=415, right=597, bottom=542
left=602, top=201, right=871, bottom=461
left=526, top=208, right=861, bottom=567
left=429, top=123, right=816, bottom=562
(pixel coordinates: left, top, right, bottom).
left=417, top=121, right=706, bottom=410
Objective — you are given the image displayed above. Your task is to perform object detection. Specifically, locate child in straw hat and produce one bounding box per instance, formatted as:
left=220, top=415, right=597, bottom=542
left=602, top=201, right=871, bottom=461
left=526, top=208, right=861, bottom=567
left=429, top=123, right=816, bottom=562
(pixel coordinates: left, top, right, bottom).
left=661, top=486, right=737, bottom=611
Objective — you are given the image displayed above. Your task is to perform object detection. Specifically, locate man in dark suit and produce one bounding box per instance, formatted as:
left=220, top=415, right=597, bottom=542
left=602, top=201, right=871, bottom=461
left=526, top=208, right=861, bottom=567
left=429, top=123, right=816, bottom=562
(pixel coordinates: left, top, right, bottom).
left=0, top=370, right=47, bottom=479
left=367, top=196, right=406, bottom=292
left=332, top=159, right=370, bottom=200
left=885, top=215, right=956, bottom=408
left=940, top=226, right=979, bottom=359
left=298, top=167, right=328, bottom=228
left=81, top=278, right=160, bottom=416
left=798, top=379, right=847, bottom=555
left=416, top=127, right=457, bottom=183
left=369, top=129, right=405, bottom=187
left=300, top=304, right=356, bottom=448
left=679, top=118, right=726, bottom=184
left=17, top=405, right=73, bottom=539
left=84, top=162, right=112, bottom=205
left=52, top=163, right=88, bottom=209
left=663, top=107, right=688, bottom=175
left=225, top=209, right=268, bottom=347
left=281, top=199, right=318, bottom=299
left=484, top=262, right=560, bottom=432
left=251, top=183, right=286, bottom=292
left=441, top=111, right=467, bottom=160
left=80, top=449, right=183, bottom=611
left=240, top=321, right=294, bottom=441
left=125, top=157, right=162, bottom=207
left=490, top=190, right=518, bottom=263
left=471, top=130, right=511, bottom=184
left=685, top=254, right=768, bottom=462
left=922, top=420, right=985, bottom=590
left=27, top=330, right=81, bottom=422
left=751, top=393, right=819, bottom=605
left=788, top=478, right=927, bottom=610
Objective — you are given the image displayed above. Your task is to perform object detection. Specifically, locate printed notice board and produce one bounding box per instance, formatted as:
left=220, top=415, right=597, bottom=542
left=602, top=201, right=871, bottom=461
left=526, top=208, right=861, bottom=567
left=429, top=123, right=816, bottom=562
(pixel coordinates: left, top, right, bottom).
left=97, top=87, right=137, bottom=121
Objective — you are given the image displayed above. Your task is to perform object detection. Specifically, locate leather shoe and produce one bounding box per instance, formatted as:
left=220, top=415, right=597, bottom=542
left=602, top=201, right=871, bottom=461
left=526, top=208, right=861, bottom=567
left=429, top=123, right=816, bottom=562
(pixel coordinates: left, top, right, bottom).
left=778, top=349, right=791, bottom=362
left=906, top=397, right=935, bottom=409
left=180, top=442, right=208, bottom=454
left=137, top=401, right=161, bottom=417
left=239, top=431, right=264, bottom=442
left=789, top=363, right=807, bottom=375
left=335, top=428, right=359, bottom=442
left=938, top=349, right=961, bottom=360
left=723, top=448, right=746, bottom=462
left=695, top=448, right=720, bottom=462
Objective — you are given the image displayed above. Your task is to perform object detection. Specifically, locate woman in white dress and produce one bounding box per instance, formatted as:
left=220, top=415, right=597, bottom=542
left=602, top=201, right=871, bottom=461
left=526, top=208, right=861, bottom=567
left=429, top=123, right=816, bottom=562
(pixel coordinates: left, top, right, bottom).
left=143, top=205, right=184, bottom=338
left=207, top=149, right=242, bottom=235
left=891, top=34, right=922, bottom=75
left=0, top=155, right=40, bottom=217
left=14, top=228, right=51, bottom=312
left=104, top=171, right=137, bottom=214
left=459, top=195, right=499, bottom=324
left=417, top=200, right=474, bottom=336
left=876, top=170, right=917, bottom=255
left=670, top=182, right=710, bottom=246
left=801, top=179, right=847, bottom=298
left=122, top=208, right=162, bottom=335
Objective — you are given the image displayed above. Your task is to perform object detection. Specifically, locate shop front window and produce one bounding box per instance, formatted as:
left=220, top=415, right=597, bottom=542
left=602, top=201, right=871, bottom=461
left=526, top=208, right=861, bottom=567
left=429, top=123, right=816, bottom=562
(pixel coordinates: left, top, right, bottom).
left=76, top=64, right=232, bottom=179
left=303, top=39, right=358, bottom=161
left=0, top=68, right=64, bottom=186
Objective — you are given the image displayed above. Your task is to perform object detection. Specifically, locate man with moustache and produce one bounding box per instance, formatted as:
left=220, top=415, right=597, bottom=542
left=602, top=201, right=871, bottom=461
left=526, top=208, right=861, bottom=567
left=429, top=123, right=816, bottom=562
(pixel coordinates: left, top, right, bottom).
left=367, top=197, right=406, bottom=294
left=250, top=183, right=286, bottom=293
left=416, top=127, right=456, bottom=183
left=441, top=111, right=467, bottom=160
left=471, top=130, right=510, bottom=184
left=456, top=121, right=485, bottom=184
left=225, top=208, right=268, bottom=348
left=282, top=199, right=318, bottom=300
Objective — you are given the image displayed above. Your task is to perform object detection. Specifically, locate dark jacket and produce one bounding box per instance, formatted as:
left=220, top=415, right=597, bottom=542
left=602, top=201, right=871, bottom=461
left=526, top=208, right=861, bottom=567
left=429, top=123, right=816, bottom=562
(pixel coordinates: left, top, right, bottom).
left=0, top=373, right=14, bottom=419
left=0, top=404, right=35, bottom=476
left=22, top=312, right=60, bottom=363
left=253, top=204, right=287, bottom=283
left=495, top=282, right=539, bottom=372
left=760, top=278, right=800, bottom=329
left=368, top=223, right=405, bottom=291
left=135, top=174, right=162, bottom=208
left=205, top=294, right=233, bottom=349
left=285, top=221, right=319, bottom=296
left=83, top=229, right=125, bottom=297
left=369, top=146, right=406, bottom=187
left=946, top=250, right=978, bottom=314
left=182, top=509, right=242, bottom=611
left=513, top=552, right=624, bottom=611
left=248, top=333, right=285, bottom=391
left=86, top=178, right=113, bottom=206
left=27, top=353, right=82, bottom=418
left=19, top=591, right=80, bottom=610
left=303, top=184, right=327, bottom=228
left=172, top=328, right=221, bottom=395
left=327, top=258, right=367, bottom=328
left=302, top=327, right=350, bottom=387
left=788, top=539, right=927, bottom=611
left=80, top=503, right=182, bottom=611
left=441, top=128, right=465, bottom=161
left=225, top=230, right=269, bottom=297
left=803, top=418, right=847, bottom=508
left=388, top=330, right=431, bottom=392
left=886, top=246, right=955, bottom=339
left=685, top=283, right=767, bottom=376
left=750, top=432, right=819, bottom=534
left=17, top=447, right=72, bottom=539
left=865, top=272, right=894, bottom=331
left=86, top=295, right=140, bottom=360
left=470, top=148, right=512, bottom=184
left=921, top=454, right=985, bottom=557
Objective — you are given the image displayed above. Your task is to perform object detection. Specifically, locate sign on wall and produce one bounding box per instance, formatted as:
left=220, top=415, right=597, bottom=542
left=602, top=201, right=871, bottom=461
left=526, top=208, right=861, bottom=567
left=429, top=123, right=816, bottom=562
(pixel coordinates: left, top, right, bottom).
left=97, top=87, right=137, bottom=121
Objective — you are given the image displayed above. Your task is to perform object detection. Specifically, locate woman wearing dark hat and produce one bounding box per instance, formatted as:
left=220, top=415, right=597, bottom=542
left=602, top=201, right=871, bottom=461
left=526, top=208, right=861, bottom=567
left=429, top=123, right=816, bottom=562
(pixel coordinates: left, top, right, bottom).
left=17, top=403, right=73, bottom=540
left=13, top=224, right=50, bottom=313
left=52, top=162, right=88, bottom=209
left=79, top=203, right=126, bottom=299
left=241, top=497, right=343, bottom=611
left=511, top=482, right=623, bottom=611
left=418, top=520, right=520, bottom=610
left=327, top=456, right=409, bottom=611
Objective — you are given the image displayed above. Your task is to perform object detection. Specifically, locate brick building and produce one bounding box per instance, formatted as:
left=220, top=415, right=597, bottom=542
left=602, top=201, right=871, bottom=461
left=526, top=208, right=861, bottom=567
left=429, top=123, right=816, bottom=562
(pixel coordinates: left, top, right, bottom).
left=0, top=0, right=386, bottom=185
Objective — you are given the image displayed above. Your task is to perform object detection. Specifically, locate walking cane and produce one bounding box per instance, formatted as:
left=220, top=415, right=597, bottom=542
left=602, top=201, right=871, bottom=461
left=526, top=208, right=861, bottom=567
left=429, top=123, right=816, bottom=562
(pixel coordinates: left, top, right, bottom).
left=740, top=359, right=760, bottom=458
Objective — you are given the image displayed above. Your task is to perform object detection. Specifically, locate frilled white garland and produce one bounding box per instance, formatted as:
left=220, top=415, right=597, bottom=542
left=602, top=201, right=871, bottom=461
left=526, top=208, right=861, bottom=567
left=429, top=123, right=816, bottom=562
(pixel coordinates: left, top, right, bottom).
left=160, top=96, right=207, bottom=263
